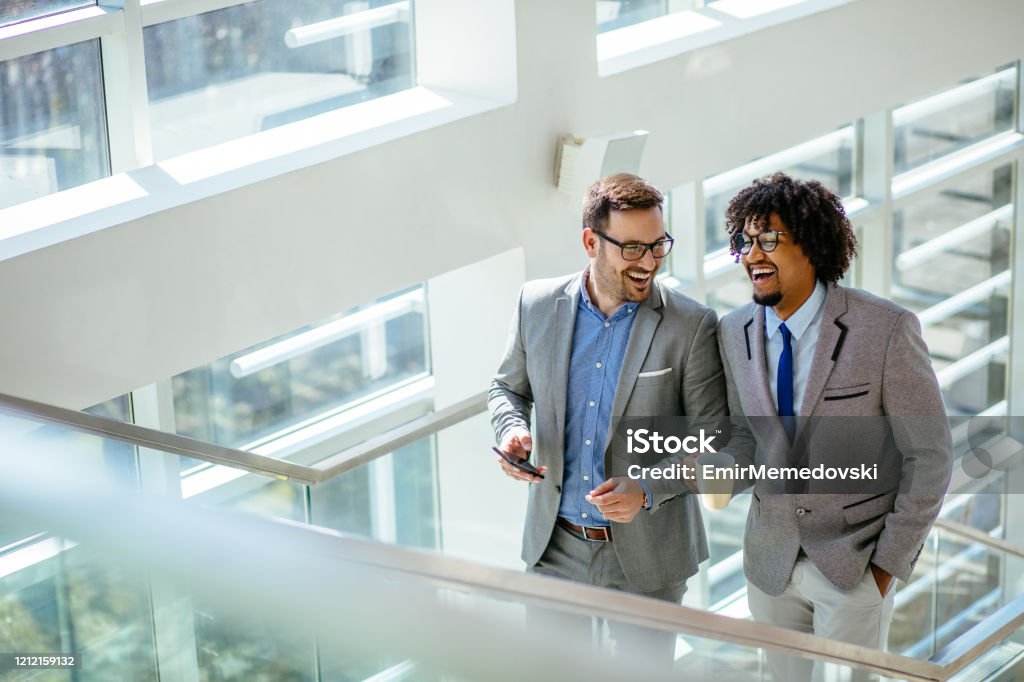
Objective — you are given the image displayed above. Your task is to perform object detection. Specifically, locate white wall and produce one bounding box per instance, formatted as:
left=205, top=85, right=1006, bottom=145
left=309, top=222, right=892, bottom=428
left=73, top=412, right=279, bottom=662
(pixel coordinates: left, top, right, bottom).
left=428, top=249, right=530, bottom=567
left=0, top=0, right=1021, bottom=409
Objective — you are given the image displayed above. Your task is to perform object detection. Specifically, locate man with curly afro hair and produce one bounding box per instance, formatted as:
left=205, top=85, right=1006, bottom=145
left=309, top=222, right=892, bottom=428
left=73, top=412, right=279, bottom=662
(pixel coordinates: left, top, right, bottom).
left=716, top=173, right=951, bottom=681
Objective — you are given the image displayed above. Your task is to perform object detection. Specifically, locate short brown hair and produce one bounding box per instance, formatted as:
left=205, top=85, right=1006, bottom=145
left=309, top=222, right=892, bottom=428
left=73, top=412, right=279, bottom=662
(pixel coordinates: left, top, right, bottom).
left=582, top=173, right=664, bottom=232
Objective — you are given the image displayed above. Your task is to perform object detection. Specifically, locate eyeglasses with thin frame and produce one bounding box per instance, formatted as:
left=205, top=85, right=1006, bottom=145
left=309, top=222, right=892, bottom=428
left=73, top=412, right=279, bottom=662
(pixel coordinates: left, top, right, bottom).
left=592, top=230, right=674, bottom=261
left=732, top=230, right=789, bottom=255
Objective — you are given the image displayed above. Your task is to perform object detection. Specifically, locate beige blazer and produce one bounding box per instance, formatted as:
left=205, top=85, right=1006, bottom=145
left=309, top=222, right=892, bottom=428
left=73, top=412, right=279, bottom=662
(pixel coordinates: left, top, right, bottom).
left=719, top=284, right=953, bottom=596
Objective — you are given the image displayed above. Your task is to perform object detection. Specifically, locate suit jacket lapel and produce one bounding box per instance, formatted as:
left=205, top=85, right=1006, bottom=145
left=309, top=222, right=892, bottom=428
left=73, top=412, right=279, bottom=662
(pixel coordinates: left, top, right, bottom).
left=797, top=284, right=849, bottom=430
left=743, top=305, right=794, bottom=461
left=746, top=305, right=777, bottom=419
left=551, top=274, right=582, bottom=446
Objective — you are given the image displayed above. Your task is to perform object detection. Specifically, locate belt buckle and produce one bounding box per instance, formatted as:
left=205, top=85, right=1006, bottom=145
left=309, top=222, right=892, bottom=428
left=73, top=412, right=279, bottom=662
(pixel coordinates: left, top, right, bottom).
left=584, top=525, right=611, bottom=542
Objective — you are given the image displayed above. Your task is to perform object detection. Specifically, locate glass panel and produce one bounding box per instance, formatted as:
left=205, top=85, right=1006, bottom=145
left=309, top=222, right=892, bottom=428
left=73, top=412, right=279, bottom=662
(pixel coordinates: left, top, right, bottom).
left=0, top=412, right=157, bottom=680
left=307, top=412, right=512, bottom=566
left=310, top=437, right=440, bottom=549
left=0, top=408, right=137, bottom=552
left=704, top=494, right=750, bottom=606
left=192, top=595, right=316, bottom=681
left=0, top=0, right=95, bottom=28
left=392, top=437, right=440, bottom=548
left=597, top=0, right=712, bottom=33
left=887, top=525, right=938, bottom=657
left=703, top=126, right=856, bottom=256
left=144, top=0, right=416, bottom=160
left=0, top=547, right=159, bottom=681
left=518, top=593, right=768, bottom=679
left=0, top=40, right=110, bottom=210
left=891, top=163, right=1012, bottom=416
left=311, top=463, right=374, bottom=537
left=597, top=0, right=670, bottom=33
left=171, top=286, right=429, bottom=451
left=64, top=552, right=160, bottom=679
left=84, top=393, right=132, bottom=421
left=222, top=477, right=308, bottom=522
left=894, top=66, right=1017, bottom=174
left=183, top=465, right=309, bottom=523
left=934, top=516, right=1003, bottom=650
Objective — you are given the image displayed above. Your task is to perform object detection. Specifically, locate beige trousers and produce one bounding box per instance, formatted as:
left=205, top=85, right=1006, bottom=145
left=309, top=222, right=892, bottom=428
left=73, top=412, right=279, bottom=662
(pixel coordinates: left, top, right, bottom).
left=746, top=556, right=896, bottom=682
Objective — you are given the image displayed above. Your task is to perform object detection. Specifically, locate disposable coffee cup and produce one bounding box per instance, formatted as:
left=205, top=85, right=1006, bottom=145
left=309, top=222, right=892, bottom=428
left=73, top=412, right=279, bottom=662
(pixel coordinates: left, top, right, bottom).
left=696, top=452, right=735, bottom=510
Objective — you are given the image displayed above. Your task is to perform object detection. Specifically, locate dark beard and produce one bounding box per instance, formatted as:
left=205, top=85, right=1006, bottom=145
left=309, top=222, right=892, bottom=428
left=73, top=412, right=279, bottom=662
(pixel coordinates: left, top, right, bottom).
left=753, top=291, right=782, bottom=307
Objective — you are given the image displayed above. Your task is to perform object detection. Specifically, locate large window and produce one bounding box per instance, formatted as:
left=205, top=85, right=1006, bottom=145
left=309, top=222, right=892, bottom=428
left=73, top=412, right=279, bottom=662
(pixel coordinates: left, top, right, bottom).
left=0, top=1, right=95, bottom=28
left=0, top=0, right=416, bottom=207
left=894, top=65, right=1017, bottom=174
left=892, top=165, right=1012, bottom=417
left=145, top=0, right=415, bottom=160
left=0, top=40, right=109, bottom=210
left=172, top=286, right=429, bottom=450
left=597, top=0, right=684, bottom=33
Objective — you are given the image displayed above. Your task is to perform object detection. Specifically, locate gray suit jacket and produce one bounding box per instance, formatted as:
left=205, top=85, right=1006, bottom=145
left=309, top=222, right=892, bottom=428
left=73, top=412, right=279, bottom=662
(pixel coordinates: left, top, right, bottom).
left=719, top=284, right=952, bottom=596
left=489, top=272, right=726, bottom=592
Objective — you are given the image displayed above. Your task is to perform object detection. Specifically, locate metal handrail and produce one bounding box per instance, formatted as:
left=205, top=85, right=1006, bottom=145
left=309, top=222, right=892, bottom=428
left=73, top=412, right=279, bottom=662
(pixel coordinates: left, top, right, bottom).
left=312, top=392, right=487, bottom=478
left=935, top=517, right=1024, bottom=559
left=0, top=391, right=318, bottom=484
left=0, top=390, right=489, bottom=486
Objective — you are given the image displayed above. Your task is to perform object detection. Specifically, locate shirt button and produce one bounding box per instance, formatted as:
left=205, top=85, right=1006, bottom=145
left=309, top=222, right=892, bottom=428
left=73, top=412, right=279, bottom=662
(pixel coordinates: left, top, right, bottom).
left=581, top=513, right=588, bottom=519
left=604, top=322, right=610, bottom=328
left=583, top=475, right=589, bottom=481
left=595, top=362, right=602, bottom=368
left=795, top=507, right=806, bottom=518
left=585, top=439, right=592, bottom=446
left=589, top=401, right=595, bottom=407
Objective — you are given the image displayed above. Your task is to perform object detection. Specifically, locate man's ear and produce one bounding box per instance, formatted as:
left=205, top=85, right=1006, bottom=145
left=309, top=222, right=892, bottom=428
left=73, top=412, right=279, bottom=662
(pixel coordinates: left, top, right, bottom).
left=582, top=228, right=599, bottom=257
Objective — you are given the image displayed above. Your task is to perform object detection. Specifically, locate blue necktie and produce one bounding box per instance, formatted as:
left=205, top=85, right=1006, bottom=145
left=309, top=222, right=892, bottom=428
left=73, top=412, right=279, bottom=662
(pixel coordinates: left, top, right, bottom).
left=778, top=322, right=795, bottom=441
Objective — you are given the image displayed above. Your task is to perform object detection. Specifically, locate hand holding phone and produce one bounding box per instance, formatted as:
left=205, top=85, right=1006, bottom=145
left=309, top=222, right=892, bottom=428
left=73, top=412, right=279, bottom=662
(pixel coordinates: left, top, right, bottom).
left=492, top=446, right=545, bottom=480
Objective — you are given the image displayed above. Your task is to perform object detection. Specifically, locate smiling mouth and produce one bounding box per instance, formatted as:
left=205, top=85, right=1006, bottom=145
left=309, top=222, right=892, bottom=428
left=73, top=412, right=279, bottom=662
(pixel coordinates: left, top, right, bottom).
left=626, top=270, right=652, bottom=286
left=749, top=265, right=776, bottom=284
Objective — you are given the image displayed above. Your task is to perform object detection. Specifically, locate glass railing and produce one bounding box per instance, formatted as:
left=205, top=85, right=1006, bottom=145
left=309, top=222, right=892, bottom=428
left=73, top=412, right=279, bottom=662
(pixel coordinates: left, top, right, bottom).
left=2, top=391, right=1024, bottom=680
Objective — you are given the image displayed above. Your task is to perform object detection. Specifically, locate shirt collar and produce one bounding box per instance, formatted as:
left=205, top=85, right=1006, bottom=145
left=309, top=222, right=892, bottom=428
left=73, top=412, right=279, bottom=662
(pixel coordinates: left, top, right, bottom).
left=765, top=279, right=827, bottom=340
left=580, top=268, right=637, bottom=319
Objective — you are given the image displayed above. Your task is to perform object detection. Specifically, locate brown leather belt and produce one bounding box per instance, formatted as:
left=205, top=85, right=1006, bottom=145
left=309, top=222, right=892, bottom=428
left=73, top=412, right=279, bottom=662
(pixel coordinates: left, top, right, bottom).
left=557, top=516, right=612, bottom=542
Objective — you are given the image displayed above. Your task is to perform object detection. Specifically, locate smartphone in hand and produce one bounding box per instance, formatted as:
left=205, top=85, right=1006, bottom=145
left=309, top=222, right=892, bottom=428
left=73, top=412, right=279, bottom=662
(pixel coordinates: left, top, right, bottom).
left=492, top=446, right=545, bottom=479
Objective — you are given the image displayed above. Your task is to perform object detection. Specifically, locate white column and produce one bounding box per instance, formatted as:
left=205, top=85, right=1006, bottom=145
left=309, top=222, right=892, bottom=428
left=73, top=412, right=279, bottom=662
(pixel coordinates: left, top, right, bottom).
left=857, top=111, right=894, bottom=296
left=669, top=181, right=705, bottom=299
left=428, top=248, right=528, bottom=568
left=98, top=0, right=153, bottom=172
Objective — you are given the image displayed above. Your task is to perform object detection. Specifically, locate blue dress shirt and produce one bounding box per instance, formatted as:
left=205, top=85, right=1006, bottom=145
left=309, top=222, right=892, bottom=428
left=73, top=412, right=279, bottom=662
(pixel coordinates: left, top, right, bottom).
left=559, top=271, right=649, bottom=526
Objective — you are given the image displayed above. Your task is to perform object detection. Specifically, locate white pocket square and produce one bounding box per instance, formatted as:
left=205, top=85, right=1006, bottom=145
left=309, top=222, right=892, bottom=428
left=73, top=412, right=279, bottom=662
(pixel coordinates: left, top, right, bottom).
left=637, top=368, right=672, bottom=378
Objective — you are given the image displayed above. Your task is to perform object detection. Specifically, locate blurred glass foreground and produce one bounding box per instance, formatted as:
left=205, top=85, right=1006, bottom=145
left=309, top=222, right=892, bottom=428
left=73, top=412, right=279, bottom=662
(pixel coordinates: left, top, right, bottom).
left=1, top=394, right=1024, bottom=681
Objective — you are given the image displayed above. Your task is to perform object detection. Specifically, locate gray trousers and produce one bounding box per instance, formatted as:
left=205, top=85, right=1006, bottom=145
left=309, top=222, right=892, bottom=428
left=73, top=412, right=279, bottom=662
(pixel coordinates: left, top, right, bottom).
left=747, top=557, right=896, bottom=682
left=527, top=523, right=686, bottom=667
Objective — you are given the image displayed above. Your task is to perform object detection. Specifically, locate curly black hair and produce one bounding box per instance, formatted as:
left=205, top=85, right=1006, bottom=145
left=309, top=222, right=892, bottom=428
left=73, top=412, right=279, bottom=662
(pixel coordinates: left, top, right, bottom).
left=724, top=172, right=857, bottom=284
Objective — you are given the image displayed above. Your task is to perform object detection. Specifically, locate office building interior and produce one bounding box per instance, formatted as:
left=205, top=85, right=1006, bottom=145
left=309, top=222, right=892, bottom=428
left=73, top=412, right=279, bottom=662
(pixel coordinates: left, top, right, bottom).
left=0, top=0, right=1023, bottom=679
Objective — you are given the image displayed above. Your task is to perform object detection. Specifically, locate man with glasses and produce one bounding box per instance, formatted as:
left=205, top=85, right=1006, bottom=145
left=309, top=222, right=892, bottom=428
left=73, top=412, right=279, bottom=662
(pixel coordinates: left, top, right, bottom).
left=717, top=173, right=952, bottom=681
left=489, top=173, right=726, bottom=664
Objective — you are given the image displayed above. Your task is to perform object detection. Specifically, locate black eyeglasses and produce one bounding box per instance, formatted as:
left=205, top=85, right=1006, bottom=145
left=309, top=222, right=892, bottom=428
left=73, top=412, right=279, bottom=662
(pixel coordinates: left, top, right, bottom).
left=593, top=230, right=674, bottom=261
left=731, top=230, right=789, bottom=255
